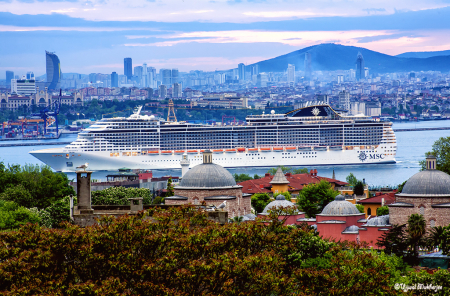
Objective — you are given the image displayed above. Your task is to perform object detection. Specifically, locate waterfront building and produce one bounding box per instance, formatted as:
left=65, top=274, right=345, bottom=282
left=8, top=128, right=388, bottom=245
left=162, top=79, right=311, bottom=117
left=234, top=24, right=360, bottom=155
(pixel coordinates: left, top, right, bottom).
left=165, top=150, right=251, bottom=218
left=356, top=52, right=365, bottom=81
left=287, top=64, right=295, bottom=85
left=124, top=58, right=132, bottom=81
left=111, top=72, right=119, bottom=88
left=304, top=52, right=312, bottom=80
left=46, top=51, right=61, bottom=90
left=390, top=155, right=450, bottom=229
left=11, top=76, right=36, bottom=95
left=238, top=63, right=245, bottom=81
left=6, top=71, right=14, bottom=86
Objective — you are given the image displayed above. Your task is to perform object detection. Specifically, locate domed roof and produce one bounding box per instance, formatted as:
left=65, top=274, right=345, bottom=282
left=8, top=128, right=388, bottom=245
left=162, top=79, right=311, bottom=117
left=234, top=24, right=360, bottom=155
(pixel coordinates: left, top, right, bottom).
left=399, top=170, right=450, bottom=197
left=262, top=195, right=297, bottom=214
left=320, top=195, right=361, bottom=216
left=178, top=163, right=238, bottom=188
left=364, top=215, right=390, bottom=226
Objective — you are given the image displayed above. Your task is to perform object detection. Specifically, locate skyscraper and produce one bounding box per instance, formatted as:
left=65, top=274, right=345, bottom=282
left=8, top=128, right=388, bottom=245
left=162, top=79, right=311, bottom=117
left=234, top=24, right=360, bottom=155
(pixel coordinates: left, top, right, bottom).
left=124, top=57, right=132, bottom=81
left=251, top=65, right=259, bottom=76
left=287, top=64, right=295, bottom=85
left=111, top=72, right=119, bottom=87
left=356, top=52, right=365, bottom=81
left=159, top=84, right=167, bottom=98
left=238, top=63, right=245, bottom=81
left=6, top=71, right=14, bottom=86
left=46, top=51, right=61, bottom=90
left=339, top=90, right=350, bottom=111
left=142, top=63, right=148, bottom=87
left=134, top=66, right=143, bottom=84
left=173, top=83, right=182, bottom=98
left=161, top=69, right=171, bottom=86
left=304, top=52, right=312, bottom=80
left=171, top=69, right=179, bottom=84
left=26, top=72, right=35, bottom=80
left=148, top=67, right=156, bottom=88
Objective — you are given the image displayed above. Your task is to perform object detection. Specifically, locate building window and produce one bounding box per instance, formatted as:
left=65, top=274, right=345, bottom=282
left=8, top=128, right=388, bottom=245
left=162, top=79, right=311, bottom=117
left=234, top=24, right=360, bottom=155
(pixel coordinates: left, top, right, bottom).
left=430, top=219, right=436, bottom=228
left=419, top=206, right=425, bottom=215
left=367, top=208, right=372, bottom=216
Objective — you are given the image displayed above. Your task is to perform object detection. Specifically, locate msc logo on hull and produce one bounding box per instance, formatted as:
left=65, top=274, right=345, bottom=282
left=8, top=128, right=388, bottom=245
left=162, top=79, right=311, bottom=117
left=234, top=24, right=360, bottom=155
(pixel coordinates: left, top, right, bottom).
left=358, top=151, right=385, bottom=162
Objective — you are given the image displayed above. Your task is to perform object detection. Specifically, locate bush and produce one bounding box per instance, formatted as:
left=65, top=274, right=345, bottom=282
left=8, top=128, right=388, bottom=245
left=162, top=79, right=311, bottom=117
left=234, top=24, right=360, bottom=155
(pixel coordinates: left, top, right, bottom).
left=0, top=201, right=40, bottom=230
left=355, top=204, right=365, bottom=213
left=377, top=205, right=389, bottom=216
left=92, top=187, right=152, bottom=205
left=251, top=193, right=271, bottom=213
left=353, top=180, right=365, bottom=196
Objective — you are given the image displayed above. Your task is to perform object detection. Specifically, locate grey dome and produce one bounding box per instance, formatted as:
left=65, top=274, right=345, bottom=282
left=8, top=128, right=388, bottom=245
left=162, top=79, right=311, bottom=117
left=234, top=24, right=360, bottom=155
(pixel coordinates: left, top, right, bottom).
left=343, top=225, right=360, bottom=233
left=320, top=195, right=361, bottom=216
left=262, top=195, right=297, bottom=214
left=178, top=163, right=237, bottom=188
left=399, top=170, right=450, bottom=197
left=364, top=215, right=390, bottom=226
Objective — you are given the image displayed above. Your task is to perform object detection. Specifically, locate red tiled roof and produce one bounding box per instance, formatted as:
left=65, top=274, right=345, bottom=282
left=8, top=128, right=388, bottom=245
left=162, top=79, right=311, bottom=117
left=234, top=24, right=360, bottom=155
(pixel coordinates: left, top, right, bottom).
left=238, top=172, right=348, bottom=195
left=357, top=192, right=396, bottom=205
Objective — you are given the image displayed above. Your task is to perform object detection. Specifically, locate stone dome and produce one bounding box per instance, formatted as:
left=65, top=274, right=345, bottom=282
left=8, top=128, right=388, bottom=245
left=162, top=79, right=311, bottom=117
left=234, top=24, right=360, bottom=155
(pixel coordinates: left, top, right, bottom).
left=262, top=194, right=297, bottom=214
left=178, top=163, right=238, bottom=188
left=364, top=215, right=390, bottom=226
left=320, top=195, right=361, bottom=216
left=398, top=170, right=450, bottom=197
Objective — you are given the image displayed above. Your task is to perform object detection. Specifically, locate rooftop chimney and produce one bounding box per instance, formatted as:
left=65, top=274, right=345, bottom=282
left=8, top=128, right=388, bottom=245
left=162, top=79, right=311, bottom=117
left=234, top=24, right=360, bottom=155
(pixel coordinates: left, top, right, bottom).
left=426, top=154, right=437, bottom=170
left=203, top=149, right=213, bottom=164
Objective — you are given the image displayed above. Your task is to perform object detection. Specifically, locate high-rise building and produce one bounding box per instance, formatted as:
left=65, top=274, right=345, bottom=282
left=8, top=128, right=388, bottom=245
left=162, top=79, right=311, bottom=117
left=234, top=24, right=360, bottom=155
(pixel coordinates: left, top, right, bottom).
left=124, top=57, right=132, bottom=81
left=46, top=51, right=61, bottom=90
left=337, top=75, right=344, bottom=84
left=171, top=69, right=179, bottom=84
left=251, top=65, right=259, bottom=76
left=173, top=83, right=182, bottom=98
left=11, top=75, right=36, bottom=95
left=111, top=72, right=119, bottom=87
left=409, top=72, right=416, bottom=80
left=339, top=90, right=350, bottom=111
left=304, top=52, right=312, bottom=80
left=147, top=67, right=156, bottom=88
left=161, top=69, right=171, bottom=86
left=287, top=64, right=295, bottom=85
left=356, top=52, right=365, bottom=81
left=238, top=63, right=245, bottom=81
left=159, top=84, right=167, bottom=98
left=134, top=66, right=143, bottom=84
left=142, top=63, right=148, bottom=87
left=26, top=72, right=35, bottom=80
left=6, top=71, right=14, bottom=86
left=256, top=73, right=268, bottom=87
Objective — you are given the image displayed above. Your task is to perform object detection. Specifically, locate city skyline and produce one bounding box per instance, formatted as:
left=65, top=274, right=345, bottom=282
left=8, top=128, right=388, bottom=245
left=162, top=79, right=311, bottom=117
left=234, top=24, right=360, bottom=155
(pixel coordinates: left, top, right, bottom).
left=2, top=2, right=450, bottom=78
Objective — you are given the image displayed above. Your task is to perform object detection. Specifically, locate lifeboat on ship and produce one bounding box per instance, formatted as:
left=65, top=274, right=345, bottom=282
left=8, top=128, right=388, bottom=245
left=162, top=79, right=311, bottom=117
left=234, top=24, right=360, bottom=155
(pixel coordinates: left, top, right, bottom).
left=237, top=148, right=245, bottom=152
left=273, top=147, right=283, bottom=152
left=260, top=148, right=271, bottom=152
left=213, top=149, right=223, bottom=153
left=314, top=146, right=327, bottom=151
left=187, top=150, right=198, bottom=154
left=329, top=146, right=343, bottom=151
left=174, top=150, right=185, bottom=154
left=298, top=146, right=311, bottom=151
left=285, top=147, right=297, bottom=151
left=225, top=149, right=236, bottom=153
left=248, top=148, right=258, bottom=152
left=161, top=150, right=173, bottom=154
left=148, top=151, right=159, bottom=155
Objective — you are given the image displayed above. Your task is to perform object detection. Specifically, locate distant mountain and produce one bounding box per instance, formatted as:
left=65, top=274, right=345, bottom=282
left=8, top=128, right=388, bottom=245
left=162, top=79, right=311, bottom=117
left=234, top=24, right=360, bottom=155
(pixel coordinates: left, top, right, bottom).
left=396, top=50, right=450, bottom=58
left=249, top=44, right=450, bottom=74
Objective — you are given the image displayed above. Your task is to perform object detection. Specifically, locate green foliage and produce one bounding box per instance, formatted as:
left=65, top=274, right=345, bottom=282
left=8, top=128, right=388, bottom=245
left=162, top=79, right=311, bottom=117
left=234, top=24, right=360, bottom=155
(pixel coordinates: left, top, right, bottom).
left=267, top=166, right=308, bottom=175
left=377, top=205, right=389, bottom=216
left=427, top=226, right=450, bottom=254
left=276, top=191, right=291, bottom=201
left=408, top=214, right=427, bottom=258
left=0, top=207, right=404, bottom=295
left=0, top=163, right=75, bottom=209
left=166, top=177, right=174, bottom=196
left=297, top=180, right=339, bottom=218
left=0, top=201, right=40, bottom=230
left=251, top=193, right=271, bottom=214
left=233, top=173, right=253, bottom=183
left=152, top=196, right=165, bottom=205
left=91, top=187, right=152, bottom=205
left=253, top=174, right=261, bottom=179
left=404, top=269, right=450, bottom=296
left=355, top=204, right=365, bottom=213
left=346, top=173, right=358, bottom=186
left=397, top=180, right=407, bottom=193
left=420, top=137, right=450, bottom=174
left=353, top=180, right=365, bottom=196
left=45, top=196, right=74, bottom=228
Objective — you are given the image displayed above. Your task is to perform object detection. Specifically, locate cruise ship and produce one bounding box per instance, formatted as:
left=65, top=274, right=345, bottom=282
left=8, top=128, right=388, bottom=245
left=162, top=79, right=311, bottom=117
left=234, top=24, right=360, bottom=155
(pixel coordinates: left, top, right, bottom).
left=30, top=105, right=397, bottom=172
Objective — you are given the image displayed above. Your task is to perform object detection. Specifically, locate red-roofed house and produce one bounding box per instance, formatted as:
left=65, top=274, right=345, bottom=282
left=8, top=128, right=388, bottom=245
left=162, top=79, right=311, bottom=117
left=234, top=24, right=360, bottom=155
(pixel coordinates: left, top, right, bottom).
left=357, top=191, right=396, bottom=218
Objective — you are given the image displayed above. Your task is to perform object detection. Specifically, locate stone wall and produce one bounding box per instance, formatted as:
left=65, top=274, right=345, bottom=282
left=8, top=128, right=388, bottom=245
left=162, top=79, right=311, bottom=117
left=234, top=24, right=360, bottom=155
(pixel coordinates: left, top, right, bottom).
left=390, top=196, right=450, bottom=229
left=167, top=187, right=252, bottom=218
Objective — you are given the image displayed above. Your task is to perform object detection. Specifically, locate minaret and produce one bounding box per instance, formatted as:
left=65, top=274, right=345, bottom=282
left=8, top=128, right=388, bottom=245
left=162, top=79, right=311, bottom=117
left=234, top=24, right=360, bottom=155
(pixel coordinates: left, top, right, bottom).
left=426, top=154, right=437, bottom=170
left=180, top=153, right=190, bottom=178
left=203, top=149, right=213, bottom=164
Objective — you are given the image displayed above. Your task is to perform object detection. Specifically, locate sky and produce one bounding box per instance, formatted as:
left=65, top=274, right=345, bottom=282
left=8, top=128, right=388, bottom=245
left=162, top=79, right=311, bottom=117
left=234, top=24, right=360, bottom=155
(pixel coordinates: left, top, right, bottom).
left=1, top=0, right=450, bottom=78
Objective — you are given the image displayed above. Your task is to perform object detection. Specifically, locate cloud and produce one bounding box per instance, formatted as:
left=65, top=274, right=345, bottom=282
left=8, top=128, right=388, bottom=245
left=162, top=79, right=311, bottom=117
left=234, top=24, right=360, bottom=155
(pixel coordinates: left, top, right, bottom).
left=362, top=8, right=387, bottom=14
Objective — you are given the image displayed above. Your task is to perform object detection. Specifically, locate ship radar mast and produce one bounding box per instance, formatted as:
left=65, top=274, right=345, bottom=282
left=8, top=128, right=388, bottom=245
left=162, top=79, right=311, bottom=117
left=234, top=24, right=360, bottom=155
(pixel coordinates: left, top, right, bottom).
left=167, top=99, right=177, bottom=122
left=133, top=106, right=143, bottom=115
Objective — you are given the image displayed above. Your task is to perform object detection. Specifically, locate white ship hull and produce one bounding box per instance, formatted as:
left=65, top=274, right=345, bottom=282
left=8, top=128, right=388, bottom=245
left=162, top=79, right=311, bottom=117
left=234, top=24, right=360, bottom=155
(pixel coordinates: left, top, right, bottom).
left=30, top=147, right=396, bottom=172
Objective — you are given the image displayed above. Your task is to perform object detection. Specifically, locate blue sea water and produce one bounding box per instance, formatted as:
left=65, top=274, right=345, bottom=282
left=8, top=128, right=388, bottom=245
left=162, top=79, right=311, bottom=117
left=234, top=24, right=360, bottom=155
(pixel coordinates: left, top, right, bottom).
left=1, top=121, right=450, bottom=187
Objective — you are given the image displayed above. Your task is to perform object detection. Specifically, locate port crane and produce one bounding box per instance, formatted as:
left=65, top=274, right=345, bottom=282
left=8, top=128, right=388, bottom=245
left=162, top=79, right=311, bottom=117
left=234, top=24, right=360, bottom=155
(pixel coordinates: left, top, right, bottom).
left=31, top=89, right=62, bottom=136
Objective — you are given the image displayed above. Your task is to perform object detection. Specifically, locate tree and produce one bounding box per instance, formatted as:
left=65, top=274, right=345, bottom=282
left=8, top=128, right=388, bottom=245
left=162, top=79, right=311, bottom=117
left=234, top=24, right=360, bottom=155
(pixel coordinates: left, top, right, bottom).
left=377, top=224, right=410, bottom=258
left=267, top=166, right=308, bottom=175
left=297, top=180, right=339, bottom=218
left=0, top=200, right=40, bottom=230
left=427, top=226, right=449, bottom=253
left=353, top=180, right=365, bottom=196
left=292, top=168, right=309, bottom=174
left=345, top=173, right=358, bottom=186
left=407, top=214, right=426, bottom=259
left=377, top=206, right=389, bottom=216
left=277, top=191, right=291, bottom=201
left=233, top=173, right=253, bottom=183
left=251, top=193, right=271, bottom=214
left=397, top=180, right=407, bottom=193
left=253, top=174, right=261, bottom=179
left=166, top=177, right=174, bottom=196
left=420, top=137, right=450, bottom=174
left=91, top=187, right=152, bottom=205
left=355, top=204, right=365, bottom=213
